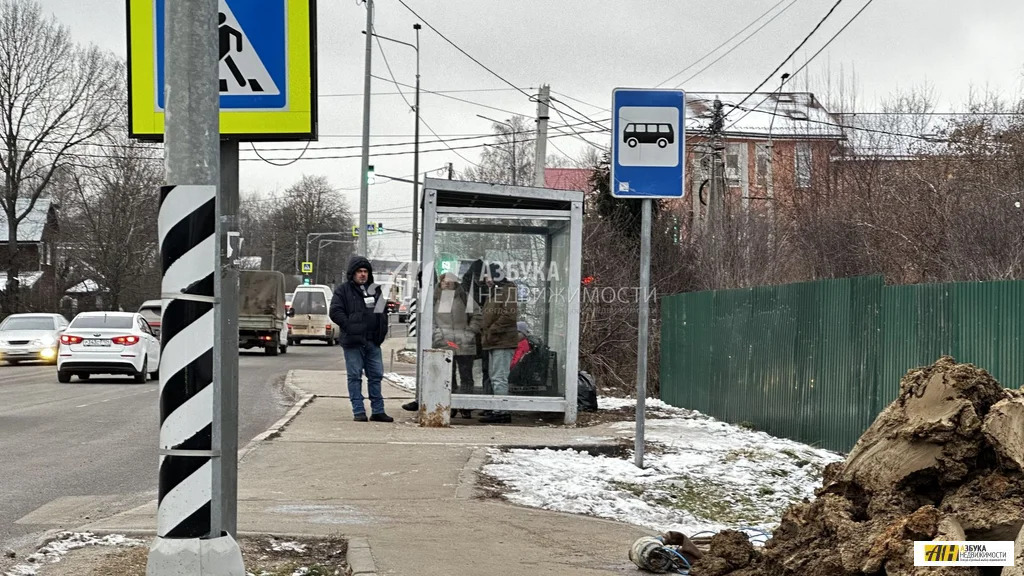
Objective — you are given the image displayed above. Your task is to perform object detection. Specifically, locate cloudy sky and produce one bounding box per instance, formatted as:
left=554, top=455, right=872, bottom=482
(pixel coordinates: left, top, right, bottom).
left=40, top=0, right=1024, bottom=260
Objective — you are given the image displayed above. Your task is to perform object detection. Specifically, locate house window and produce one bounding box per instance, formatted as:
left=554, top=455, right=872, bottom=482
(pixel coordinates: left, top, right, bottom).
left=725, top=153, right=740, bottom=187
left=755, top=144, right=770, bottom=187
left=795, top=142, right=812, bottom=188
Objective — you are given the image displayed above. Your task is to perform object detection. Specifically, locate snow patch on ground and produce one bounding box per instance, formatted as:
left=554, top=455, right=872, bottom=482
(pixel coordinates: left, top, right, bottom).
left=483, top=397, right=842, bottom=535
left=4, top=532, right=145, bottom=576
left=384, top=372, right=416, bottom=391
left=268, top=540, right=307, bottom=553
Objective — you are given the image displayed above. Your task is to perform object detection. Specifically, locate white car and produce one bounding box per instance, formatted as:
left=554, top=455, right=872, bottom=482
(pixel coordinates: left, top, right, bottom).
left=57, top=312, right=161, bottom=383
left=0, top=313, right=68, bottom=365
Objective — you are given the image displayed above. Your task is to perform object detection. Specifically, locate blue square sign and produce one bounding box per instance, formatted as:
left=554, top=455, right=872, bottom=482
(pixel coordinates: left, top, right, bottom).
left=155, top=0, right=288, bottom=111
left=611, top=89, right=686, bottom=198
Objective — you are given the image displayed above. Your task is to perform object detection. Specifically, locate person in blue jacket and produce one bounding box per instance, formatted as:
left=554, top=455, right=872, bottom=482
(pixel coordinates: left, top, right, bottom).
left=329, top=255, right=393, bottom=422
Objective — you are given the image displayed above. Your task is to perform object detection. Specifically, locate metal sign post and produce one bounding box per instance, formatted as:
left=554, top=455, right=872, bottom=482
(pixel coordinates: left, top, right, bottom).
left=131, top=1, right=318, bottom=573
left=611, top=88, right=686, bottom=469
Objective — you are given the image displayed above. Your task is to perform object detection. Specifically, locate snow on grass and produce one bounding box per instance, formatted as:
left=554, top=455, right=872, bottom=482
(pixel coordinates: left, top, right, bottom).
left=268, top=540, right=307, bottom=553
left=483, top=397, right=842, bottom=536
left=4, top=532, right=145, bottom=576
left=384, top=373, right=416, bottom=391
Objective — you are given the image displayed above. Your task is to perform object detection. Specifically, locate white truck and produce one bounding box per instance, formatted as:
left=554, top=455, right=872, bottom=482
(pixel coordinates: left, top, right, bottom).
left=238, top=270, right=288, bottom=356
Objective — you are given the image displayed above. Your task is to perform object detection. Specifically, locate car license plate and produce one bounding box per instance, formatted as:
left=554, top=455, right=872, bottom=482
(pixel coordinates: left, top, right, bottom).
left=84, top=339, right=110, bottom=347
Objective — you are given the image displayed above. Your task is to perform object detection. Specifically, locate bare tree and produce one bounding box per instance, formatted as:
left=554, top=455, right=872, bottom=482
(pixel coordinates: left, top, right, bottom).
left=0, top=0, right=122, bottom=312
left=239, top=175, right=354, bottom=284
left=62, top=135, right=163, bottom=310
left=460, top=115, right=536, bottom=186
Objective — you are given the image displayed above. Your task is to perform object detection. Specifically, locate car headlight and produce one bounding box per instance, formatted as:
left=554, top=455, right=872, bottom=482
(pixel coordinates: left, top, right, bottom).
left=39, top=335, right=56, bottom=346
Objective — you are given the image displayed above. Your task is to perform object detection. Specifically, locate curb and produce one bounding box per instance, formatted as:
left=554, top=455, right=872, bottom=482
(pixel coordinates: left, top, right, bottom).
left=237, top=371, right=315, bottom=462
left=346, top=536, right=377, bottom=576
left=455, top=447, right=489, bottom=500
left=74, top=529, right=375, bottom=575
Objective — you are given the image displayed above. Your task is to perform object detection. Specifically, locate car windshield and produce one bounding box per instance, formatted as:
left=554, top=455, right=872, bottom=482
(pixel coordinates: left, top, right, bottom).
left=70, top=315, right=134, bottom=329
left=291, top=291, right=328, bottom=314
left=0, top=316, right=55, bottom=331
left=139, top=308, right=161, bottom=324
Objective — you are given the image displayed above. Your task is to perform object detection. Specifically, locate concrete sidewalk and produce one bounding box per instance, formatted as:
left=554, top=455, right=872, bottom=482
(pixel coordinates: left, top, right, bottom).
left=84, top=345, right=647, bottom=575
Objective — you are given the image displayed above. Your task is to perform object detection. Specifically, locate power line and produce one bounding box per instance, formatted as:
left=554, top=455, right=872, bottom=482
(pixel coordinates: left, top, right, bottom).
left=548, top=97, right=607, bottom=131
left=372, top=40, right=485, bottom=169
left=550, top=105, right=608, bottom=150
left=394, top=0, right=534, bottom=101
left=371, top=74, right=525, bottom=117
left=320, top=86, right=533, bottom=98
left=656, top=0, right=793, bottom=88
left=235, top=127, right=611, bottom=163
left=725, top=0, right=847, bottom=130
left=725, top=0, right=875, bottom=131
left=673, top=0, right=802, bottom=89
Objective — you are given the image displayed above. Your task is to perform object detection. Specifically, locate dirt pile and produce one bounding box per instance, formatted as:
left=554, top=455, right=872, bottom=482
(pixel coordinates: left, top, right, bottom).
left=693, top=357, right=1024, bottom=576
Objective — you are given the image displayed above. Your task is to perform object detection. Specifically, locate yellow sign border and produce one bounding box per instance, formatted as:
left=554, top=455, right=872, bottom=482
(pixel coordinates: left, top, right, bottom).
left=127, top=0, right=317, bottom=141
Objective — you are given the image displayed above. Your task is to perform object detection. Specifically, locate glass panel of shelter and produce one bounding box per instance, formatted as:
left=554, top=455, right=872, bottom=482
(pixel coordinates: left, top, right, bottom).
left=432, top=215, right=570, bottom=399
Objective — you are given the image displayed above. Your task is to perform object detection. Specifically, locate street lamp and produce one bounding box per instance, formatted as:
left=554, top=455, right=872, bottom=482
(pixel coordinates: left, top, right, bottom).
left=316, top=238, right=355, bottom=284
left=306, top=231, right=348, bottom=263
left=366, top=24, right=421, bottom=261
left=477, top=114, right=517, bottom=186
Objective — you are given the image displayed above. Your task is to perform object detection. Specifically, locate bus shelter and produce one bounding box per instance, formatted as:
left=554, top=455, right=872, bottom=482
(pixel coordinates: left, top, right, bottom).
left=418, top=178, right=584, bottom=424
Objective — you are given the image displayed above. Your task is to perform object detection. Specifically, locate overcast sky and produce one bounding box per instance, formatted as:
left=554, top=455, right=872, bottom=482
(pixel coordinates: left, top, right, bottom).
left=40, top=0, right=1024, bottom=260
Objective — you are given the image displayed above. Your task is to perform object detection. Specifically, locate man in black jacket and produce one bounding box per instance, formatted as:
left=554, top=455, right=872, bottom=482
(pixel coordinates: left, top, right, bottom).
left=329, top=256, right=393, bottom=422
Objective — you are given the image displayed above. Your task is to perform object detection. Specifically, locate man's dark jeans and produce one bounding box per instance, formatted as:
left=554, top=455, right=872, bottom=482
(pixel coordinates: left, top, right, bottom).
left=343, top=341, right=384, bottom=416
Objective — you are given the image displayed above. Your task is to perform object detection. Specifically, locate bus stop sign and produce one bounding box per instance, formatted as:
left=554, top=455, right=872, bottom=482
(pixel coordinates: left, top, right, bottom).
left=611, top=88, right=686, bottom=199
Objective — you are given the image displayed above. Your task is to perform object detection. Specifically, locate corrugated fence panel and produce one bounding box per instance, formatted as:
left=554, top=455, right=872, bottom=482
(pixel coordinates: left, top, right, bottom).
left=660, top=276, right=1022, bottom=452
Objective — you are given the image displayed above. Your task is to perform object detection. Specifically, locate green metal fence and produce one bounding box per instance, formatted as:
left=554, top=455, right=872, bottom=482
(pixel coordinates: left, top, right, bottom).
left=660, top=276, right=1024, bottom=452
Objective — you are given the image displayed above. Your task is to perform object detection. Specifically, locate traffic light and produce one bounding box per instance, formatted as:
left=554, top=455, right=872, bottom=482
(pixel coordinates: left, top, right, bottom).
left=302, top=276, right=311, bottom=285
left=366, top=164, right=375, bottom=185
left=376, top=222, right=384, bottom=233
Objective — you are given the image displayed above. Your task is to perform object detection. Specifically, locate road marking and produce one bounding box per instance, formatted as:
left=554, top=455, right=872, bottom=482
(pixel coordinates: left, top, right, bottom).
left=76, top=387, right=156, bottom=408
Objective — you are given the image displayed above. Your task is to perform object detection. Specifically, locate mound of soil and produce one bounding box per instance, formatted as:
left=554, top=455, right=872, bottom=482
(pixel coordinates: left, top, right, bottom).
left=694, top=357, right=1024, bottom=576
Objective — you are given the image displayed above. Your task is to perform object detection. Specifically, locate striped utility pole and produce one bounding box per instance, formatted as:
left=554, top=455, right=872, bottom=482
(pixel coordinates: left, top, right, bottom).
left=156, top=183, right=217, bottom=535
left=147, top=0, right=244, bottom=573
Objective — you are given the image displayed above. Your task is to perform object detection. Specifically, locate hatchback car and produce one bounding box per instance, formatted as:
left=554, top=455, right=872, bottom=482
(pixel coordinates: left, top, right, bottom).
left=57, top=312, right=161, bottom=383
left=0, top=313, right=68, bottom=365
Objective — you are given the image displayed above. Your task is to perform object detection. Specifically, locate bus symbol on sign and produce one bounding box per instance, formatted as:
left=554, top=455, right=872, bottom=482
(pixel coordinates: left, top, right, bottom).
left=623, top=123, right=675, bottom=149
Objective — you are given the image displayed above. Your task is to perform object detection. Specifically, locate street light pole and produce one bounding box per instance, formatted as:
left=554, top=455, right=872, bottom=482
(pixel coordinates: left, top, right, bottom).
left=478, top=114, right=516, bottom=186
left=306, top=231, right=348, bottom=264
left=367, top=26, right=421, bottom=261
left=412, top=23, right=421, bottom=262
left=316, top=238, right=356, bottom=285
left=358, top=0, right=374, bottom=257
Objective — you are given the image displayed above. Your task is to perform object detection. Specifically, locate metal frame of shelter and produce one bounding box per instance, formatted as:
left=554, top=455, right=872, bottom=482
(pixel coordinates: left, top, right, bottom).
left=418, top=178, right=584, bottom=424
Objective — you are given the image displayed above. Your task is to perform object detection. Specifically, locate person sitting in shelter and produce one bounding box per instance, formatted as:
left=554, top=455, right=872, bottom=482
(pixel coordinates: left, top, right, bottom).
left=509, top=321, right=552, bottom=395
left=511, top=321, right=532, bottom=368
left=433, top=272, right=480, bottom=418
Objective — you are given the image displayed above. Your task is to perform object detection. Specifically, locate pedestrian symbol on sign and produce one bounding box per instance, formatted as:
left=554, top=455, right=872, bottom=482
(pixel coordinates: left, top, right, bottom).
left=217, top=3, right=279, bottom=95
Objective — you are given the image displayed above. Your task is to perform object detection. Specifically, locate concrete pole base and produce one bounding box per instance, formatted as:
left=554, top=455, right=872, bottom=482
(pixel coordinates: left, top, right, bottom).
left=404, top=336, right=417, bottom=351
left=146, top=534, right=246, bottom=575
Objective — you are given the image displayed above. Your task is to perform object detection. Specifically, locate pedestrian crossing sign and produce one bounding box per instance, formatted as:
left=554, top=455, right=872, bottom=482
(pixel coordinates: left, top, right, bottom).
left=127, top=0, right=317, bottom=141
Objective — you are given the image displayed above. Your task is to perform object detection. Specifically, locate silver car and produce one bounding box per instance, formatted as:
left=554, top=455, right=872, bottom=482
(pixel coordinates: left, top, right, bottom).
left=0, top=313, right=69, bottom=365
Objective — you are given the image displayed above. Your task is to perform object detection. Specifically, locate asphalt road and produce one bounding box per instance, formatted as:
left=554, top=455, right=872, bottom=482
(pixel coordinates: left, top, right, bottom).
left=0, top=340, right=349, bottom=552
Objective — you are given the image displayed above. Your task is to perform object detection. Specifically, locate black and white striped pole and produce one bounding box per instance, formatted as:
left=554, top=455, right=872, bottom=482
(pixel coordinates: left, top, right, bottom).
left=146, top=0, right=244, bottom=573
